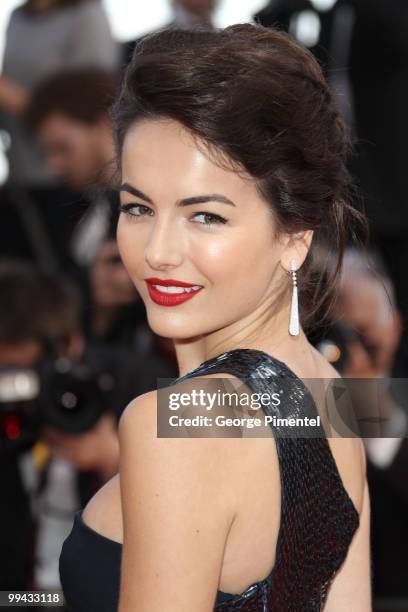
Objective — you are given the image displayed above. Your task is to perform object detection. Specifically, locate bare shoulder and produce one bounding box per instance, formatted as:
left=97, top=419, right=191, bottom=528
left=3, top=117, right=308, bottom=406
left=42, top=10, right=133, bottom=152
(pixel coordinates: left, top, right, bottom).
left=117, top=380, right=244, bottom=611
left=117, top=372, right=248, bottom=479
left=118, top=370, right=244, bottom=432
left=117, top=371, right=258, bottom=521
left=118, top=389, right=158, bottom=437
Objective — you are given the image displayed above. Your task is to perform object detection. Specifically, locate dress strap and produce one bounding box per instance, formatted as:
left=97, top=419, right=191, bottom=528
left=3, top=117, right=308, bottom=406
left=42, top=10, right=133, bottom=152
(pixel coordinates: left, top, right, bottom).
left=173, top=348, right=360, bottom=609
left=174, top=347, right=324, bottom=439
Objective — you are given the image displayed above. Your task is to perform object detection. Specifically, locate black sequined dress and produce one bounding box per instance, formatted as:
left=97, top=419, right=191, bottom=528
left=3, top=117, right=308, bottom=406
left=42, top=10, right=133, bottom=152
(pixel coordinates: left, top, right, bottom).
left=59, top=348, right=360, bottom=611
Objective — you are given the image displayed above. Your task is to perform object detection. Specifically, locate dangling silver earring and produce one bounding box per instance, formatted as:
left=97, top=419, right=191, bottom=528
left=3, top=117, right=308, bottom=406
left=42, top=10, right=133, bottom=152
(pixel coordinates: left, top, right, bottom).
left=289, top=258, right=299, bottom=336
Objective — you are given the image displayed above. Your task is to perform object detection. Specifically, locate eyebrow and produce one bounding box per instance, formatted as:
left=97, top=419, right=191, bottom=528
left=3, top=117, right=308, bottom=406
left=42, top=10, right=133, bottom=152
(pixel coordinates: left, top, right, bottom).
left=120, top=183, right=236, bottom=207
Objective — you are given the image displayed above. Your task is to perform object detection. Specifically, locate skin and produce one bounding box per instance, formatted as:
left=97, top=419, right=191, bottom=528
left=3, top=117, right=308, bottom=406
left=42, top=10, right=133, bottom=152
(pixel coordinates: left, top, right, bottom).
left=37, top=112, right=114, bottom=191
left=117, top=118, right=314, bottom=372
left=42, top=412, right=119, bottom=480
left=80, top=118, right=371, bottom=611
left=334, top=268, right=403, bottom=436
left=0, top=340, right=43, bottom=367
left=337, top=274, right=402, bottom=377
left=0, top=78, right=28, bottom=115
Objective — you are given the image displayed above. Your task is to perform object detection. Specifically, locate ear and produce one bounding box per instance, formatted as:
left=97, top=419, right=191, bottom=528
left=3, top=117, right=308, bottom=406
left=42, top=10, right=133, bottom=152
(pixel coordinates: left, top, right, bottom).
left=280, top=229, right=314, bottom=272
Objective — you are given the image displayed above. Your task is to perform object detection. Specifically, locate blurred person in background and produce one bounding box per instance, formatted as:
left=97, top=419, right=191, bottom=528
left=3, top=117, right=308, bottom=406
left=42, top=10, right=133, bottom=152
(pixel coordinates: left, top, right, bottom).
left=25, top=68, right=120, bottom=267
left=123, top=0, right=219, bottom=64
left=25, top=67, right=178, bottom=368
left=319, top=247, right=408, bottom=611
left=0, top=0, right=118, bottom=186
left=0, top=0, right=119, bottom=275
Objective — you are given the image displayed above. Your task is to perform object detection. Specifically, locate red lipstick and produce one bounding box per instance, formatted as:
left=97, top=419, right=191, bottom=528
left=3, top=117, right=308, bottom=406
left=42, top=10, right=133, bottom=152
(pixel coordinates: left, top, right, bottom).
left=145, top=278, right=203, bottom=307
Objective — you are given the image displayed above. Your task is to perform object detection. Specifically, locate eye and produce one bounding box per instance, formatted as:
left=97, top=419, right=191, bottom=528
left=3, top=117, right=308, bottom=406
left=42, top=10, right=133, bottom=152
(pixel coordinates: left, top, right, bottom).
left=119, top=203, right=153, bottom=217
left=192, top=212, right=227, bottom=226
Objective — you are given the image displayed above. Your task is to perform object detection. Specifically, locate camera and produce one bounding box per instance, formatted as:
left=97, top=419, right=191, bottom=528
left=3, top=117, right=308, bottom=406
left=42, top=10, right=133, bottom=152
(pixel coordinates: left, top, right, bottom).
left=0, top=339, right=119, bottom=460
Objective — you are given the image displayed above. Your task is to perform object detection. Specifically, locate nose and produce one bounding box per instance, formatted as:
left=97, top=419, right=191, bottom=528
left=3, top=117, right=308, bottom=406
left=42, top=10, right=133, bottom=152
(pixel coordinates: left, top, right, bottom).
left=144, top=216, right=184, bottom=271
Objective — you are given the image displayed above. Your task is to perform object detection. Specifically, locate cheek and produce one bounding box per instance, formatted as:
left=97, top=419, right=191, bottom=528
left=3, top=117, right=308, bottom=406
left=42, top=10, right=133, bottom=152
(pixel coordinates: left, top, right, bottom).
left=193, top=226, right=274, bottom=291
left=191, top=235, right=229, bottom=275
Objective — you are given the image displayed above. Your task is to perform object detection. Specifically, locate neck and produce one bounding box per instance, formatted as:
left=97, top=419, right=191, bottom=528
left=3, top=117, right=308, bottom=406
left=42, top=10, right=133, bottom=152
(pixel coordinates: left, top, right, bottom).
left=173, top=298, right=312, bottom=378
left=173, top=335, right=207, bottom=377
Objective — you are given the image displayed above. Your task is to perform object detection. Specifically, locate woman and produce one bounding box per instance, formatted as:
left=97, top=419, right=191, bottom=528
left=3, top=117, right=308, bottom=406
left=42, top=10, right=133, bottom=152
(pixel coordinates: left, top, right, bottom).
left=59, top=24, right=372, bottom=610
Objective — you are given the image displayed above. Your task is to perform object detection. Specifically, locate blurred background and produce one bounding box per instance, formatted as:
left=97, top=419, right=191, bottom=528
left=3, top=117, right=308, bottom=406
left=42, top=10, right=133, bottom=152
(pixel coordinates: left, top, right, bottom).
left=0, top=2, right=407, bottom=611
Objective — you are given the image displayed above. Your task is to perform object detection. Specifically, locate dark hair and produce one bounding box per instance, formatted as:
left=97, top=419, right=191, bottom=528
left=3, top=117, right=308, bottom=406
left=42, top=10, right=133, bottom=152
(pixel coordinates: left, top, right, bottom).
left=26, top=68, right=119, bottom=130
left=112, top=24, right=368, bottom=333
left=0, top=259, right=82, bottom=344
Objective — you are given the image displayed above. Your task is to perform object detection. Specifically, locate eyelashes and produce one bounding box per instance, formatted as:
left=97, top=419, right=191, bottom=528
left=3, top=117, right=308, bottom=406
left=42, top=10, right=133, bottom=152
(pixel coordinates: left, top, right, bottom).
left=119, top=203, right=153, bottom=217
left=118, top=203, right=228, bottom=226
left=190, top=212, right=227, bottom=226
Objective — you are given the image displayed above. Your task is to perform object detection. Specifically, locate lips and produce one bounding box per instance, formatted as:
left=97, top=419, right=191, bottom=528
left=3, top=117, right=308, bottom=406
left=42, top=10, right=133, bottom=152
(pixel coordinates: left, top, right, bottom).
left=145, top=278, right=203, bottom=307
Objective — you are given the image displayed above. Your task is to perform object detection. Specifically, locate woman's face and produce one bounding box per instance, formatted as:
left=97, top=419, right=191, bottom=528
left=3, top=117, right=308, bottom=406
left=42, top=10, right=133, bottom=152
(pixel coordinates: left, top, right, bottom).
left=117, top=119, right=288, bottom=340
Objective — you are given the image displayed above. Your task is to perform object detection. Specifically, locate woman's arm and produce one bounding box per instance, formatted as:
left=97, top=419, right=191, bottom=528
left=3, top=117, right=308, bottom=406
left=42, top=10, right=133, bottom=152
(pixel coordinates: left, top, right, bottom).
left=117, top=390, right=237, bottom=612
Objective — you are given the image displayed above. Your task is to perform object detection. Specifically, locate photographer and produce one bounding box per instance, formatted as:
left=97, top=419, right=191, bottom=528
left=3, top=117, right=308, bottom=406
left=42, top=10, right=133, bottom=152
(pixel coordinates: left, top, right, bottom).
left=0, top=258, right=170, bottom=592
left=24, top=68, right=120, bottom=269
left=0, top=258, right=83, bottom=590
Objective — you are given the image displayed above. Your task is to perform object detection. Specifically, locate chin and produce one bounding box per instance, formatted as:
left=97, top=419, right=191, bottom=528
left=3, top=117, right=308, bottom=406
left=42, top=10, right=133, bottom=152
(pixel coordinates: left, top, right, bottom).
left=145, top=310, right=206, bottom=340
